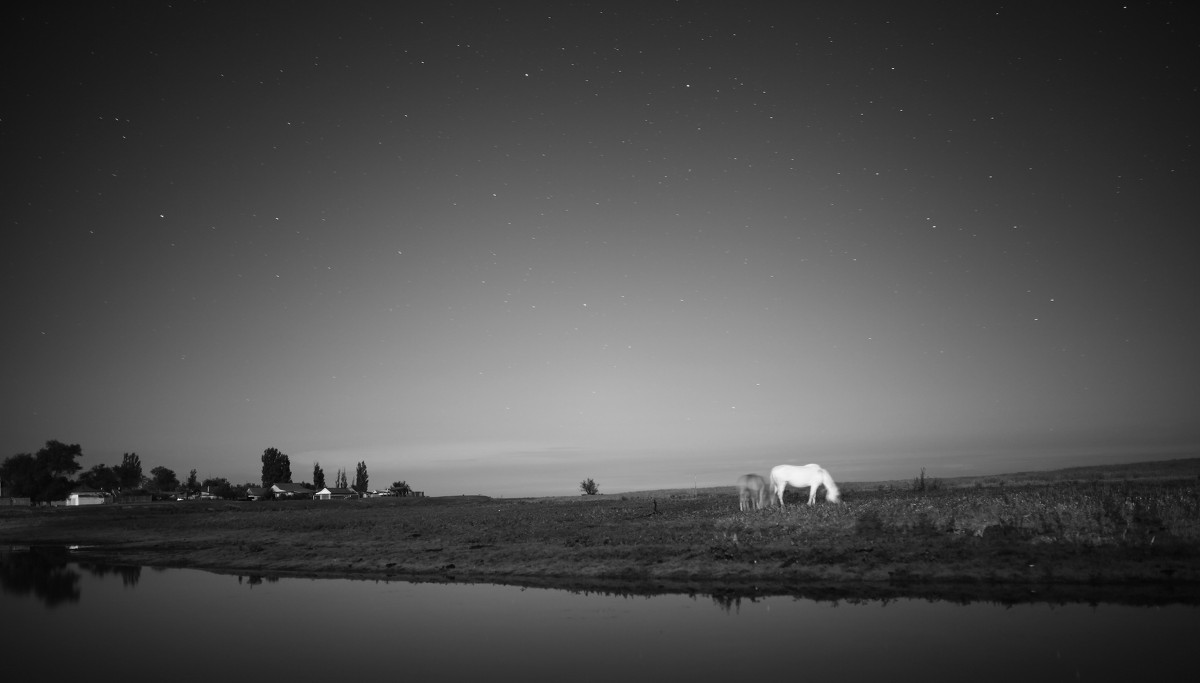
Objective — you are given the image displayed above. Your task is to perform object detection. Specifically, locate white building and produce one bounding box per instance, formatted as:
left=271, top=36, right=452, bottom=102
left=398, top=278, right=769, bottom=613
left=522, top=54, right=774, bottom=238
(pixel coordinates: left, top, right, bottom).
left=67, top=490, right=110, bottom=506
left=315, top=487, right=359, bottom=500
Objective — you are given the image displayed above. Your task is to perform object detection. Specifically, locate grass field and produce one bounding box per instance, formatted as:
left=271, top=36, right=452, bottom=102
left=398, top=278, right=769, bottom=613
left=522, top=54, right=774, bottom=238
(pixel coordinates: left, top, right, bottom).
left=3, top=458, right=1198, bottom=604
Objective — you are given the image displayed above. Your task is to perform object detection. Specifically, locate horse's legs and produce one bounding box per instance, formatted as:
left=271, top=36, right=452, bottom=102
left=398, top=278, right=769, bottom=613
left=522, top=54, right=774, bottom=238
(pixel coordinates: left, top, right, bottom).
left=807, top=486, right=817, bottom=505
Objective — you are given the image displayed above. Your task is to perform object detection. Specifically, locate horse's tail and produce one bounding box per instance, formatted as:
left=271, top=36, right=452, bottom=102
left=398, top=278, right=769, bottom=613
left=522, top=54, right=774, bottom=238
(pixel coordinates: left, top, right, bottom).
left=822, top=468, right=841, bottom=503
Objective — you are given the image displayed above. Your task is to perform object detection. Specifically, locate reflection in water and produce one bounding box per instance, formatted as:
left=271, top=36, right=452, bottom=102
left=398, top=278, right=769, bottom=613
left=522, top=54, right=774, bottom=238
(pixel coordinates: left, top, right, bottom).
left=78, top=561, right=142, bottom=587
left=3, top=556, right=1198, bottom=682
left=0, top=546, right=81, bottom=607
left=0, top=546, right=143, bottom=606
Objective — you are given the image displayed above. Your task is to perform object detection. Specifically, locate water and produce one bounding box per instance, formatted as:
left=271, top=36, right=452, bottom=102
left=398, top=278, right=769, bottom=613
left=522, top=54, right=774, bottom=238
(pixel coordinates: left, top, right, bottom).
left=3, top=546, right=1195, bottom=682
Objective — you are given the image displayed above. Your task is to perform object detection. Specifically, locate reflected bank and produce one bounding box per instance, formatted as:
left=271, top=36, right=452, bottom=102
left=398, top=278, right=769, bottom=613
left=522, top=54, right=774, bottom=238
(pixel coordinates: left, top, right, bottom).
left=3, top=546, right=1197, bottom=682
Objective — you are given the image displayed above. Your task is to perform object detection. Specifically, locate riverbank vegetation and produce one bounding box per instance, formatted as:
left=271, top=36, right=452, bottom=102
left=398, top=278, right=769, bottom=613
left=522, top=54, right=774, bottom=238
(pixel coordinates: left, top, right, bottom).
left=2, top=458, right=1198, bottom=604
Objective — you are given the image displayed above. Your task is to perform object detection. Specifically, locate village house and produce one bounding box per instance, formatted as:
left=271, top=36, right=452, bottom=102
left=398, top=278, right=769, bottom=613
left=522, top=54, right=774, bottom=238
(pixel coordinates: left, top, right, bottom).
left=315, top=487, right=359, bottom=500
left=67, top=488, right=111, bottom=506
left=270, top=483, right=314, bottom=499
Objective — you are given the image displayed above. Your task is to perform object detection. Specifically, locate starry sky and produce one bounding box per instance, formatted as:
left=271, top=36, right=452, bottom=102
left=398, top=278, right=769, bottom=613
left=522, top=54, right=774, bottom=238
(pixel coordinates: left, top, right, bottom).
left=3, top=2, right=1197, bottom=497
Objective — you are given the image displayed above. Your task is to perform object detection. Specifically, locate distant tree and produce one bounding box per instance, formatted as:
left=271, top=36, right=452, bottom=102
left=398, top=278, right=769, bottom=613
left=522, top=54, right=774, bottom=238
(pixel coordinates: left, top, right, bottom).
left=38, top=441, right=84, bottom=479
left=580, top=478, right=599, bottom=495
left=260, top=447, right=292, bottom=487
left=0, top=453, right=38, bottom=499
left=149, top=466, right=179, bottom=492
left=911, top=467, right=941, bottom=492
left=0, top=441, right=84, bottom=502
left=185, top=469, right=200, bottom=495
left=79, top=464, right=121, bottom=495
left=313, top=462, right=326, bottom=490
left=354, top=461, right=369, bottom=492
left=41, top=440, right=85, bottom=502
left=390, top=480, right=412, bottom=497
left=113, top=452, right=143, bottom=489
left=334, top=467, right=348, bottom=489
left=201, top=477, right=235, bottom=499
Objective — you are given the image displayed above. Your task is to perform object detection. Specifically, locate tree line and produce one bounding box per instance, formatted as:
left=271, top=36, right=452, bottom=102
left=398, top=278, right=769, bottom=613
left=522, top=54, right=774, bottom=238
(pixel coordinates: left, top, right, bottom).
left=1, top=440, right=415, bottom=503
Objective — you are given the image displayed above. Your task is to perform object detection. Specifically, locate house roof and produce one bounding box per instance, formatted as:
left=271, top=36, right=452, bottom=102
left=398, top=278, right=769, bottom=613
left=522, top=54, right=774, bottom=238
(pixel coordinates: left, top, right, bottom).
left=270, top=483, right=313, bottom=493
left=316, top=487, right=358, bottom=495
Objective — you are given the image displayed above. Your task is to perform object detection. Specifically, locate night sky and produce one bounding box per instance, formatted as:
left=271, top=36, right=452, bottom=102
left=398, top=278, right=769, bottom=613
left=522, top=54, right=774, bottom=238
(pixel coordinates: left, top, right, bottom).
left=4, top=2, right=1197, bottom=496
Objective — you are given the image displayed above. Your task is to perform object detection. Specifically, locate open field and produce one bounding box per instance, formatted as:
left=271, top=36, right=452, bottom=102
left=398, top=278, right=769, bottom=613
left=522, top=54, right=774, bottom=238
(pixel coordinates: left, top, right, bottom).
left=3, top=458, right=1199, bottom=604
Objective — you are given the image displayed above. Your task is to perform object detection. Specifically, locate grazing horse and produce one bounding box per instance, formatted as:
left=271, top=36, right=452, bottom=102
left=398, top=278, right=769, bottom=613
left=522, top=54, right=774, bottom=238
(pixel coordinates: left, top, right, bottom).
left=736, top=473, right=768, bottom=511
left=769, top=464, right=841, bottom=506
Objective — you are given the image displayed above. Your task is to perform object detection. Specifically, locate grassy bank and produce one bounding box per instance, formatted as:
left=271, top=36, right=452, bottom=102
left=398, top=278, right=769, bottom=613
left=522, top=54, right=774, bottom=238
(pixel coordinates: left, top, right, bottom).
left=2, top=459, right=1199, bottom=604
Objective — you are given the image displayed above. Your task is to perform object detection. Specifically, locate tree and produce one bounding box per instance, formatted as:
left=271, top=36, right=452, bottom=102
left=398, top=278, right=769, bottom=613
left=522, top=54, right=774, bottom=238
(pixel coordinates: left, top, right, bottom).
left=79, top=464, right=120, bottom=494
left=201, top=477, right=235, bottom=499
left=354, top=461, right=368, bottom=492
left=390, top=480, right=412, bottom=497
left=113, top=452, right=143, bottom=489
left=334, top=467, right=348, bottom=489
left=38, top=440, right=84, bottom=479
left=149, top=466, right=179, bottom=492
left=40, top=440, right=85, bottom=502
left=0, top=453, right=38, bottom=499
left=260, top=447, right=292, bottom=487
left=580, top=478, right=599, bottom=495
left=185, top=469, right=199, bottom=495
left=312, top=462, right=326, bottom=490
left=0, top=440, right=84, bottom=503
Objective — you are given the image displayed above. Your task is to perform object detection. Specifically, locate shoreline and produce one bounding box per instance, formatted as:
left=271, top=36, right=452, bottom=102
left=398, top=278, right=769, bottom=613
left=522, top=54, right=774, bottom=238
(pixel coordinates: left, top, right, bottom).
left=2, top=536, right=1192, bottom=608
left=16, top=540, right=1198, bottom=607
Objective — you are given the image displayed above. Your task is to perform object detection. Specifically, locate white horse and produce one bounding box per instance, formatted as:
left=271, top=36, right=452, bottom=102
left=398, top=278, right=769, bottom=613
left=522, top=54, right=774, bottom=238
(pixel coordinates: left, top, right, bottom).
left=736, top=473, right=768, bottom=511
left=769, top=464, right=841, bottom=506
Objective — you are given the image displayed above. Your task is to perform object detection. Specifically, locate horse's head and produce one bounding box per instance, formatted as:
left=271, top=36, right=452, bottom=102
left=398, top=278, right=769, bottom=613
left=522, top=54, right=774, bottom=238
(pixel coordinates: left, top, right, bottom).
left=826, top=487, right=842, bottom=504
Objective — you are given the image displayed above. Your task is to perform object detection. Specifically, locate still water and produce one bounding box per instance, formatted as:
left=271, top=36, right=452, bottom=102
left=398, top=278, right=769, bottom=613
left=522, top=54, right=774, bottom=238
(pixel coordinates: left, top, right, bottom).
left=3, top=546, right=1195, bottom=682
